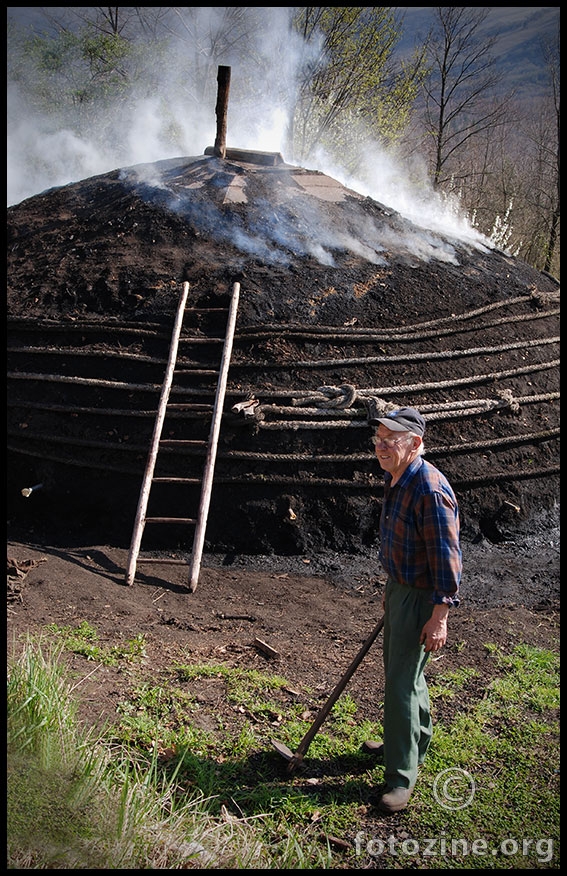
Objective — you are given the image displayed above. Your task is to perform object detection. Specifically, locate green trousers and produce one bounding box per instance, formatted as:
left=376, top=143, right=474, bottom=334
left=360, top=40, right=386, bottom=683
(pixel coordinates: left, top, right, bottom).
left=382, top=576, right=434, bottom=790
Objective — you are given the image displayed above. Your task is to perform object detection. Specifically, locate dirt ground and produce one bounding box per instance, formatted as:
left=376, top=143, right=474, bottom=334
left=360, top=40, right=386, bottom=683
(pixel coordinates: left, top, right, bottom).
left=7, top=502, right=560, bottom=742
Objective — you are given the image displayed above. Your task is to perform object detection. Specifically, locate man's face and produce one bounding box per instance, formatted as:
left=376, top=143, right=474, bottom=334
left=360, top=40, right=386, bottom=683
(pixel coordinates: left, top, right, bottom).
left=373, top=426, right=418, bottom=476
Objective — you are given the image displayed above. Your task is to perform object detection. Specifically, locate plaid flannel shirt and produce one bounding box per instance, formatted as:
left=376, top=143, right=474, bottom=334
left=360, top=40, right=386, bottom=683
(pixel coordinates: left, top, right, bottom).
left=379, top=456, right=461, bottom=606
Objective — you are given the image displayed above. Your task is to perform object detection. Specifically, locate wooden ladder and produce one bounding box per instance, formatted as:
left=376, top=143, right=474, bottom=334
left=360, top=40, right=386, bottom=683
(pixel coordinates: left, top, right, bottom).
left=125, top=280, right=241, bottom=591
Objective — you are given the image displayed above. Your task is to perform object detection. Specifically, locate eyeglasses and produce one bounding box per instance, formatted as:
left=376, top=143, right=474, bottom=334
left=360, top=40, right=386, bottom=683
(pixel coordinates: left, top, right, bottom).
left=371, top=435, right=412, bottom=449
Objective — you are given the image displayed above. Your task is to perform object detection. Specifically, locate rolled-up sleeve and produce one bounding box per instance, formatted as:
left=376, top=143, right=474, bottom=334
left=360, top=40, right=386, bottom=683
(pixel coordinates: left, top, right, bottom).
left=418, top=490, right=461, bottom=606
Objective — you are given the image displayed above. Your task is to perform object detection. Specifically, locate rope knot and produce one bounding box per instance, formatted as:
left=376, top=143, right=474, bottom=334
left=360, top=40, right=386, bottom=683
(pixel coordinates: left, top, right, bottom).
left=315, top=384, right=358, bottom=408
left=293, top=384, right=358, bottom=408
left=495, top=389, right=520, bottom=413
left=361, top=396, right=398, bottom=424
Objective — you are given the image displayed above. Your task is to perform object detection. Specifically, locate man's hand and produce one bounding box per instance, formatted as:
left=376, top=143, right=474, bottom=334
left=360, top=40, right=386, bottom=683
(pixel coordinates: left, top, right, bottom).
left=420, top=604, right=449, bottom=652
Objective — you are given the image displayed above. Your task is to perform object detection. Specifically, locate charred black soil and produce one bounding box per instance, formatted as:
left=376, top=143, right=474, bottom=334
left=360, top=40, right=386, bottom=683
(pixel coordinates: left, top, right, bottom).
left=7, top=154, right=560, bottom=556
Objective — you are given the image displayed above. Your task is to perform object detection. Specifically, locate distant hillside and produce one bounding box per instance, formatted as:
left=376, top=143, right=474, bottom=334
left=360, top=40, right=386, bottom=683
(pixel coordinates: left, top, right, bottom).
left=395, top=6, right=559, bottom=99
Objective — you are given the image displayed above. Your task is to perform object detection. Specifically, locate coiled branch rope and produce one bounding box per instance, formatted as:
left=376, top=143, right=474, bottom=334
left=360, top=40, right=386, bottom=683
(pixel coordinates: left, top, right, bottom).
left=234, top=291, right=559, bottom=338
left=6, top=441, right=559, bottom=489
left=8, top=421, right=558, bottom=461
left=228, top=359, right=559, bottom=403
left=8, top=362, right=559, bottom=409
left=8, top=289, right=558, bottom=343
left=217, top=428, right=559, bottom=461
left=255, top=390, right=559, bottom=429
left=233, top=308, right=559, bottom=345
left=255, top=392, right=559, bottom=420
left=8, top=306, right=559, bottom=368
left=233, top=335, right=559, bottom=369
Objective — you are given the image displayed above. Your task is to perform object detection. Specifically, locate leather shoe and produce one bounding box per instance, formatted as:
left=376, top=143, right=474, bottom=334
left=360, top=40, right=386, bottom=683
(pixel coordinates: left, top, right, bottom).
left=377, top=786, right=412, bottom=813
left=361, top=739, right=384, bottom=758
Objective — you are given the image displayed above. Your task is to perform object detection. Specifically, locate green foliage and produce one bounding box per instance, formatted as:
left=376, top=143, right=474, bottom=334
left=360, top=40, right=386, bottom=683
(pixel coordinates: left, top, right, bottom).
left=7, top=639, right=79, bottom=760
left=488, top=643, right=559, bottom=712
left=430, top=666, right=480, bottom=700
left=175, top=661, right=294, bottom=721
left=9, top=16, right=169, bottom=149
left=289, top=6, right=426, bottom=165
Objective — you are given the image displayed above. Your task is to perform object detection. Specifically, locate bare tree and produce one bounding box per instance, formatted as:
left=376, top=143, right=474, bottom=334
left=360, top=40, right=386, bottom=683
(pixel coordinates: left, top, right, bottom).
left=422, top=7, right=512, bottom=191
left=33, top=7, right=170, bottom=39
left=158, top=7, right=264, bottom=107
left=460, top=34, right=559, bottom=278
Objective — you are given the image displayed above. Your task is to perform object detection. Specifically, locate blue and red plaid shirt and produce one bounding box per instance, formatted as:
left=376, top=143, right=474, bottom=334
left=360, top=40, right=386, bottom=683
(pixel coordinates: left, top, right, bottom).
left=379, top=456, right=461, bottom=606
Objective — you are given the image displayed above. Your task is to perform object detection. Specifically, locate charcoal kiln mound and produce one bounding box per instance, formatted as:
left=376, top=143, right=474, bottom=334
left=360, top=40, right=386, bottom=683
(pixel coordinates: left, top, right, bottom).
left=7, top=153, right=560, bottom=556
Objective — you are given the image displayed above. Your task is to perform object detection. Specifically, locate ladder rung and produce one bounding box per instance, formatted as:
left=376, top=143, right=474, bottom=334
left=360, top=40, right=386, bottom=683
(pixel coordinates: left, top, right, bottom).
left=178, top=337, right=224, bottom=344
left=182, top=307, right=228, bottom=314
left=135, top=557, right=189, bottom=565
left=175, top=368, right=218, bottom=376
left=152, top=477, right=201, bottom=484
left=159, top=439, right=207, bottom=447
left=145, top=516, right=197, bottom=524
left=167, top=403, right=214, bottom=410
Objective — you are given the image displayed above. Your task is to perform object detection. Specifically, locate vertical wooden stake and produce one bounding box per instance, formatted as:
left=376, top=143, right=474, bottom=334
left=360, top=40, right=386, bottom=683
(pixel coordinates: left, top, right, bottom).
left=213, top=65, right=231, bottom=158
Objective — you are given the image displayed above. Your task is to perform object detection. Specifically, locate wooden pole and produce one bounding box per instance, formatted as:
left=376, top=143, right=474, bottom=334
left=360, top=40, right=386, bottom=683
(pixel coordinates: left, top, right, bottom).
left=125, top=282, right=191, bottom=586
left=188, top=281, right=240, bottom=591
left=213, top=65, right=231, bottom=158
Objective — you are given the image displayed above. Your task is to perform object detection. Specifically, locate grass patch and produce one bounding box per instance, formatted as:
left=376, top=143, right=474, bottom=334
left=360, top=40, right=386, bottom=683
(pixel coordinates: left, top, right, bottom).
left=8, top=632, right=559, bottom=869
left=46, top=620, right=146, bottom=664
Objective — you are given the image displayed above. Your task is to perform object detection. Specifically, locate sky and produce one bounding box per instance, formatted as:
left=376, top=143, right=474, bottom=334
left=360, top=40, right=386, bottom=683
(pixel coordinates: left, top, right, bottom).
left=6, top=7, right=559, bottom=252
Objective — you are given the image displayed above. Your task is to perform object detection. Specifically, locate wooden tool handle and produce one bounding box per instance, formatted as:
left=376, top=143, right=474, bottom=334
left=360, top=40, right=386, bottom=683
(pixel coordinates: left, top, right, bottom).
left=294, top=616, right=384, bottom=759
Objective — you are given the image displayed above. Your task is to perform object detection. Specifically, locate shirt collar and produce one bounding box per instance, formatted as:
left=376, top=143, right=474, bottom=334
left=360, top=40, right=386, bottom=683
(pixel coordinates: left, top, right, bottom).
left=385, top=455, right=423, bottom=488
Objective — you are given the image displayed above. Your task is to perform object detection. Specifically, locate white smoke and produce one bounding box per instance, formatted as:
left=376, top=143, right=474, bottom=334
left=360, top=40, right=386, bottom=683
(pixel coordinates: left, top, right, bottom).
left=7, top=7, right=491, bottom=254
left=310, top=145, right=491, bottom=251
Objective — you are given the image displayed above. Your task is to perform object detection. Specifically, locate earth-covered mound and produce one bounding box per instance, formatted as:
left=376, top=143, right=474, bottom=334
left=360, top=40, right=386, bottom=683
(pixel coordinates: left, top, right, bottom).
left=7, top=155, right=560, bottom=555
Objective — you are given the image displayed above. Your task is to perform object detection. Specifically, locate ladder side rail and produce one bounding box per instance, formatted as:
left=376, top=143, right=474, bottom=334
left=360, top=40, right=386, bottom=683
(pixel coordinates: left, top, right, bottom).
left=125, top=281, right=191, bottom=585
left=188, top=281, right=241, bottom=591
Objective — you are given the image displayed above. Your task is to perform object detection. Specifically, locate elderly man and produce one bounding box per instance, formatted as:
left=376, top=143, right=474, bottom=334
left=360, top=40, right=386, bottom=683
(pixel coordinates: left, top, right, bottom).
left=365, top=406, right=462, bottom=813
